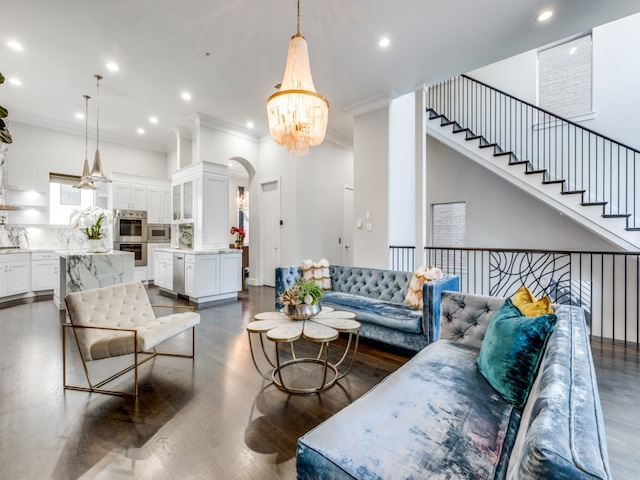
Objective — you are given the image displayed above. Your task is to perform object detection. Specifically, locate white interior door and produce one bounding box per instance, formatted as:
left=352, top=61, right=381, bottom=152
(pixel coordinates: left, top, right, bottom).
left=261, top=179, right=280, bottom=287
left=342, top=185, right=354, bottom=266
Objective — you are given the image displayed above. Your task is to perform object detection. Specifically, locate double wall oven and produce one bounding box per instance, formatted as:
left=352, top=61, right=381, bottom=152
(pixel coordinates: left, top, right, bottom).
left=113, top=209, right=148, bottom=266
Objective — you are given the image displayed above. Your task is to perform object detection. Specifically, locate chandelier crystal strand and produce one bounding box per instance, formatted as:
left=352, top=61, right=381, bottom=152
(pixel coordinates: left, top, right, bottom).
left=267, top=0, right=329, bottom=156
left=74, top=94, right=98, bottom=190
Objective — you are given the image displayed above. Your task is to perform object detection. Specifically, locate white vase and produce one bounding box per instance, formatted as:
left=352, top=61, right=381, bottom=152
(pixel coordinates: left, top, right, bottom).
left=86, top=238, right=102, bottom=252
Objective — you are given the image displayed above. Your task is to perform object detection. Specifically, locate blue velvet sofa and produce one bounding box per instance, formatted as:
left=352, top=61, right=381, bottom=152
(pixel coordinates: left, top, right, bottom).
left=275, top=265, right=460, bottom=351
left=296, top=291, right=611, bottom=479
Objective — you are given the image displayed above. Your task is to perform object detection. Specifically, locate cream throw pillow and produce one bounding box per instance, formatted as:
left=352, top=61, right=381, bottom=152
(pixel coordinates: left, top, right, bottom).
left=404, top=266, right=443, bottom=309
left=301, top=258, right=332, bottom=290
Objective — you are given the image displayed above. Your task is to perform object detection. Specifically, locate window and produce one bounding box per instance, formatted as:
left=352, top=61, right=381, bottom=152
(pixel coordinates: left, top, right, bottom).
left=49, top=173, right=96, bottom=225
left=538, top=35, right=592, bottom=118
left=431, top=202, right=466, bottom=271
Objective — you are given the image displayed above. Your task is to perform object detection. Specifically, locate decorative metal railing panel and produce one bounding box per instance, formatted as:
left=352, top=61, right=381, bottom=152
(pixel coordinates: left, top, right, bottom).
left=389, top=245, right=639, bottom=345
left=426, top=75, right=640, bottom=228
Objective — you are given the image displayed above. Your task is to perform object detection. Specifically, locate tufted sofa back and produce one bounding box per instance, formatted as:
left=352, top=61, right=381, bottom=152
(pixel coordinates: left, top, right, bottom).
left=438, top=290, right=505, bottom=349
left=329, top=265, right=411, bottom=303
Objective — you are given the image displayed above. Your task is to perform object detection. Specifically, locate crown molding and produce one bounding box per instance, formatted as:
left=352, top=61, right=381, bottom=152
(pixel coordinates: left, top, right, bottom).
left=345, top=90, right=400, bottom=117
left=187, top=112, right=260, bottom=143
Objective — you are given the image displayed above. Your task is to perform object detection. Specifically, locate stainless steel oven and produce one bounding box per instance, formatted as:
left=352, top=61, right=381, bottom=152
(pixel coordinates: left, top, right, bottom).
left=113, top=242, right=147, bottom=267
left=147, top=224, right=171, bottom=243
left=113, top=209, right=148, bottom=243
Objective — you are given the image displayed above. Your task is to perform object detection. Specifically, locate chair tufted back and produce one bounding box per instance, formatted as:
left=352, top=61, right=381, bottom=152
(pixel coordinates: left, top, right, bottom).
left=329, top=265, right=411, bottom=304
left=65, top=281, right=157, bottom=360
left=438, top=291, right=506, bottom=349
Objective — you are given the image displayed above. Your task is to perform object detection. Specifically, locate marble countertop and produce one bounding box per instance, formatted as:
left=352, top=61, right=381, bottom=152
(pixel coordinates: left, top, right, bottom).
left=155, top=247, right=241, bottom=255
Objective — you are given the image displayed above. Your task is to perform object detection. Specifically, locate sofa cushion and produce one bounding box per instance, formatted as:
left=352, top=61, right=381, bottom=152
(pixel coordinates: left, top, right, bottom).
left=477, top=298, right=557, bottom=409
left=511, top=285, right=554, bottom=316
left=329, top=265, right=411, bottom=303
left=297, top=340, right=521, bottom=480
left=323, top=291, right=423, bottom=334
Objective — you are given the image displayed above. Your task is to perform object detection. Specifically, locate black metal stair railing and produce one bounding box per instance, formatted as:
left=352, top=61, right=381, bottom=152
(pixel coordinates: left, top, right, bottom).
left=426, top=75, right=640, bottom=230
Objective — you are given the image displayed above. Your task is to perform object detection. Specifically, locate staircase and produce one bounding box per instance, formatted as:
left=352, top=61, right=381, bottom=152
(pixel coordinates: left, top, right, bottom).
left=425, top=75, right=640, bottom=250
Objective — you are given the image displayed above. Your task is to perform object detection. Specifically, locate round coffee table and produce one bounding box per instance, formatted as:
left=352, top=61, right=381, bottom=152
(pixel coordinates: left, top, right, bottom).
left=246, top=308, right=361, bottom=394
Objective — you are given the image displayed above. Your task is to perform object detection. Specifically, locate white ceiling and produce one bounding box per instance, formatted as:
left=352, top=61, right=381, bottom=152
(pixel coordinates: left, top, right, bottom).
left=3, top=0, right=640, bottom=153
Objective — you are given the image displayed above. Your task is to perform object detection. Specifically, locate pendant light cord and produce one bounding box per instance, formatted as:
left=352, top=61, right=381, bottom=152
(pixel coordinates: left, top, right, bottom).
left=95, top=74, right=102, bottom=150
left=84, top=95, right=90, bottom=158
left=297, top=0, right=300, bottom=35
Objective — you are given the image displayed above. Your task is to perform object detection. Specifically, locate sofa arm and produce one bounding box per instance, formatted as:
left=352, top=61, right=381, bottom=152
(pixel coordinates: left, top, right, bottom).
left=421, top=275, right=460, bottom=344
left=274, top=266, right=302, bottom=309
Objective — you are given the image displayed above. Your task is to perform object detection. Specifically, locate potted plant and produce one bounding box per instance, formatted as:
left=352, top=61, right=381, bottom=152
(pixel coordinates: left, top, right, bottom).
left=279, top=278, right=324, bottom=319
left=230, top=225, right=246, bottom=248
left=69, top=206, right=113, bottom=251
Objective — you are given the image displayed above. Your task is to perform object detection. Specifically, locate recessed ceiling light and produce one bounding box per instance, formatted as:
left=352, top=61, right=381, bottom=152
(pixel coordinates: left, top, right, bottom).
left=106, top=62, right=119, bottom=72
left=7, top=40, right=23, bottom=51
left=149, top=116, right=158, bottom=124
left=569, top=47, right=577, bottom=55
left=75, top=112, right=85, bottom=120
left=137, top=128, right=145, bottom=135
left=246, top=121, right=254, bottom=129
left=9, top=77, right=22, bottom=86
left=181, top=91, right=192, bottom=101
left=379, top=37, right=390, bottom=48
left=536, top=10, right=553, bottom=22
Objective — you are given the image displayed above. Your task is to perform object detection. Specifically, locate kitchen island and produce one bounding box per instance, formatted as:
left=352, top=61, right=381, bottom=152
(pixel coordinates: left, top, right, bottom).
left=154, top=248, right=242, bottom=304
left=53, top=250, right=135, bottom=310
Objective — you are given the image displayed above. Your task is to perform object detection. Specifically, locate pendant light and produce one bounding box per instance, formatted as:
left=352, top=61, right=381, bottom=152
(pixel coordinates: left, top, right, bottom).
left=266, top=0, right=329, bottom=156
left=73, top=94, right=98, bottom=190
left=83, top=74, right=111, bottom=183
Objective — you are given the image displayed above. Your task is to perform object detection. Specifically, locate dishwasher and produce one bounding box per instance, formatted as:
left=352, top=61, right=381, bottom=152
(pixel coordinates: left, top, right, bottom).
left=173, top=253, right=186, bottom=295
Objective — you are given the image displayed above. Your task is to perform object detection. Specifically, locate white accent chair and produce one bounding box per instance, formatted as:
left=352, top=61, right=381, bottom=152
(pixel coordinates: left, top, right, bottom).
left=63, top=281, right=200, bottom=397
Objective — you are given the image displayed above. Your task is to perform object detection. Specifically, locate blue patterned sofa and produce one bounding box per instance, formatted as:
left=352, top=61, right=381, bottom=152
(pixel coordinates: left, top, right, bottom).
left=296, top=291, right=611, bottom=479
left=275, top=265, right=460, bottom=351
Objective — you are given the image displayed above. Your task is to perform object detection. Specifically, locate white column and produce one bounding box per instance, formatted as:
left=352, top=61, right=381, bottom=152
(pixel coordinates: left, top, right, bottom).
left=414, top=84, right=427, bottom=269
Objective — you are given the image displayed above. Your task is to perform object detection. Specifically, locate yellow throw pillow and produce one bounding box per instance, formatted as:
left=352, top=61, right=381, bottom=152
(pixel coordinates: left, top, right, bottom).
left=511, top=285, right=554, bottom=316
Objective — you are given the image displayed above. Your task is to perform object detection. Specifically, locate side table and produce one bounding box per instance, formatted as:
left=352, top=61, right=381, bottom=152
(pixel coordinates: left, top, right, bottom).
left=246, top=308, right=361, bottom=394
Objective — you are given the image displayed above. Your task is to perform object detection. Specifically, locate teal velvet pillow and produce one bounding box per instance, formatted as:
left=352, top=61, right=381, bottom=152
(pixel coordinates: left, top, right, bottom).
left=477, top=298, right=557, bottom=409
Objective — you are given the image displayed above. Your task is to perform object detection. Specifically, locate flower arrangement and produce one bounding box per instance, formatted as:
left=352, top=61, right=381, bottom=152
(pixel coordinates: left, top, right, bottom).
left=279, top=278, right=324, bottom=306
left=69, top=206, right=112, bottom=240
left=230, top=225, right=246, bottom=243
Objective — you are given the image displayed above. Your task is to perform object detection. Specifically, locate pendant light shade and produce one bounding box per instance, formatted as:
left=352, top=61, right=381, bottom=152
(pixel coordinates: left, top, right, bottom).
left=267, top=0, right=329, bottom=156
left=83, top=74, right=111, bottom=183
left=74, top=94, right=98, bottom=190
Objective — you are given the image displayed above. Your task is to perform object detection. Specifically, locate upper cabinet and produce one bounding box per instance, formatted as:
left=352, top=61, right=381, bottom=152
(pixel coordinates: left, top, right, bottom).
left=172, top=162, right=229, bottom=251
left=112, top=183, right=147, bottom=210
left=108, top=173, right=171, bottom=219
left=148, top=186, right=171, bottom=224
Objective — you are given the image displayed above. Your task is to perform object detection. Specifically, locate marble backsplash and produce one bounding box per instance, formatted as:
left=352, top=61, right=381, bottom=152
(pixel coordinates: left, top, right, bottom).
left=0, top=225, right=91, bottom=250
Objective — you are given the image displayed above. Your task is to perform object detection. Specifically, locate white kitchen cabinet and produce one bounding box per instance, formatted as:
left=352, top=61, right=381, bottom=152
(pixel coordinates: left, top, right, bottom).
left=30, top=251, right=57, bottom=292
left=185, top=254, right=220, bottom=299
left=0, top=253, right=30, bottom=298
left=112, top=182, right=148, bottom=210
left=202, top=174, right=229, bottom=250
left=171, top=180, right=193, bottom=222
left=219, top=252, right=242, bottom=293
left=147, top=243, right=170, bottom=281
left=154, top=251, right=173, bottom=290
left=148, top=186, right=172, bottom=224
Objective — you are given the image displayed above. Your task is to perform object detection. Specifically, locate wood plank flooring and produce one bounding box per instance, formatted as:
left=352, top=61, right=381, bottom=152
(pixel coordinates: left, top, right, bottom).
left=0, top=285, right=638, bottom=479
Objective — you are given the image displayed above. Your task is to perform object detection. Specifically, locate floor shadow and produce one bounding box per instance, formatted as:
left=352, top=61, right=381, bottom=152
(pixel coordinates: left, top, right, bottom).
left=243, top=381, right=353, bottom=464
left=51, top=372, right=194, bottom=480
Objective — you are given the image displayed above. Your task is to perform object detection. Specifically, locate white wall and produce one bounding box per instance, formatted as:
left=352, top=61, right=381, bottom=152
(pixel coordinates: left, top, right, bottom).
left=353, top=107, right=389, bottom=268
left=388, top=92, right=416, bottom=246
left=427, top=137, right=619, bottom=251
left=7, top=121, right=168, bottom=191
left=468, top=12, right=640, bottom=151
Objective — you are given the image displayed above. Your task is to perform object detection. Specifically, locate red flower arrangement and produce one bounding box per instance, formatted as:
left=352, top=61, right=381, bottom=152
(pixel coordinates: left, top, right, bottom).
left=230, top=226, right=246, bottom=242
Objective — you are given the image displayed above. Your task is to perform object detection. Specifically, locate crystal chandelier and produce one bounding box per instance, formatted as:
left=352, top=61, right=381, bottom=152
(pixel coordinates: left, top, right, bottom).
left=83, top=74, right=111, bottom=183
left=267, top=0, right=329, bottom=156
left=73, top=94, right=98, bottom=190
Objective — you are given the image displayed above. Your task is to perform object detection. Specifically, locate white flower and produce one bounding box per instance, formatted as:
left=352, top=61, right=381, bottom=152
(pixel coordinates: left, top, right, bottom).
left=69, top=206, right=113, bottom=239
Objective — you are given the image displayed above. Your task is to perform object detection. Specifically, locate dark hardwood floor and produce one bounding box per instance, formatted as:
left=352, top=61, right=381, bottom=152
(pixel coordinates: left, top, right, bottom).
left=0, top=285, right=637, bottom=479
